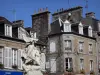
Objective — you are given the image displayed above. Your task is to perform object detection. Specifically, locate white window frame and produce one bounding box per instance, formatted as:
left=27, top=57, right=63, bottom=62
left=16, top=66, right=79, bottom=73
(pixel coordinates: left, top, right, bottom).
left=80, top=58, right=84, bottom=70
left=88, top=26, right=92, bottom=37
left=90, top=60, right=93, bottom=71
left=79, top=22, right=83, bottom=34
left=4, top=47, right=12, bottom=68
left=50, top=59, right=56, bottom=73
left=89, top=43, right=93, bottom=54
left=5, top=24, right=12, bottom=37
left=50, top=41, right=56, bottom=53
left=65, top=40, right=72, bottom=51
left=64, top=23, right=71, bottom=32
left=12, top=48, right=18, bottom=66
left=79, top=41, right=84, bottom=52
left=65, top=58, right=73, bottom=71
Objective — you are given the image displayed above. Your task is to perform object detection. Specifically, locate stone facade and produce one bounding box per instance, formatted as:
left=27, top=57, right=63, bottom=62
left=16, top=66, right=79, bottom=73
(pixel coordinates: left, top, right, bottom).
left=31, top=10, right=50, bottom=44
left=48, top=33, right=97, bottom=75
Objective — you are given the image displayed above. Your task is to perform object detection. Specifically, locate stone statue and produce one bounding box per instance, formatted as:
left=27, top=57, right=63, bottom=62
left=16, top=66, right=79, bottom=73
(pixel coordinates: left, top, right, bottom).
left=21, top=33, right=45, bottom=75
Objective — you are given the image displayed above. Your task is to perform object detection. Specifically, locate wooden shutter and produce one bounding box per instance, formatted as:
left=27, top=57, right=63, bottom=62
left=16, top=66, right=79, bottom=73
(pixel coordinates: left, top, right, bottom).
left=4, top=47, right=8, bottom=68
left=9, top=48, right=12, bottom=68
left=18, top=49, right=22, bottom=69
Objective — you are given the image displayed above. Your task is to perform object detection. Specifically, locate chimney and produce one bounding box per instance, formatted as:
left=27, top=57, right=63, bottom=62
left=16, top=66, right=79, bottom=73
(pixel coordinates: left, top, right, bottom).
left=12, top=20, right=24, bottom=27
left=85, top=12, right=95, bottom=18
left=31, top=8, right=50, bottom=44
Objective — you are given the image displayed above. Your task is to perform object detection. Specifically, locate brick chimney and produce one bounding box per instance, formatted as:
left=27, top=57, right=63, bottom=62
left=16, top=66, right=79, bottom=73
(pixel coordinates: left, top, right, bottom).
left=85, top=12, right=95, bottom=18
left=31, top=8, right=50, bottom=44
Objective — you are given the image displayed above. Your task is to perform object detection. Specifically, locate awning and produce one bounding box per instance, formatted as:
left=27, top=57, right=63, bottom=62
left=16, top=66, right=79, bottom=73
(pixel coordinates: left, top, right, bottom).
left=0, top=70, right=23, bottom=75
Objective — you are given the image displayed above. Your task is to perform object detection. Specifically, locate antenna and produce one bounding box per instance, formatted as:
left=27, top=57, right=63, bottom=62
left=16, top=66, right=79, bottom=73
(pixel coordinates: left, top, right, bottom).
left=9, top=9, right=16, bottom=22
left=12, top=9, right=16, bottom=21
left=85, top=0, right=88, bottom=13
left=68, top=0, right=70, bottom=8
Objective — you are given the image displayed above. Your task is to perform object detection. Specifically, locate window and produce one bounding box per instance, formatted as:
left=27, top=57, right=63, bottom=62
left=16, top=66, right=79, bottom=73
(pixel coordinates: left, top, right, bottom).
left=65, top=40, right=72, bottom=51
left=5, top=24, right=12, bottom=37
left=88, top=26, right=92, bottom=37
left=18, top=49, right=22, bottom=69
left=0, top=46, right=4, bottom=64
left=79, top=22, right=83, bottom=34
left=79, top=42, right=84, bottom=52
left=90, top=60, right=93, bottom=71
left=80, top=59, right=84, bottom=70
left=89, top=44, right=93, bottom=54
left=65, top=58, right=73, bottom=71
left=50, top=59, right=56, bottom=73
left=64, top=23, right=71, bottom=32
left=12, top=48, right=18, bottom=65
left=4, top=47, right=12, bottom=68
left=50, top=41, right=56, bottom=53
left=46, top=62, right=50, bottom=69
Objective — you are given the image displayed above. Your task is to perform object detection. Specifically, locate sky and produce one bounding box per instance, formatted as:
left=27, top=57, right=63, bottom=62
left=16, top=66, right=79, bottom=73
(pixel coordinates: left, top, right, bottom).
left=0, top=0, right=100, bottom=27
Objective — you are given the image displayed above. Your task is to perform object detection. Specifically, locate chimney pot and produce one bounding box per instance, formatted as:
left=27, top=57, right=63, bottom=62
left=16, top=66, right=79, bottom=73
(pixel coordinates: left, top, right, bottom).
left=60, top=9, right=62, bottom=12
left=40, top=8, right=42, bottom=12
left=46, top=7, right=48, bottom=11
left=85, top=12, right=95, bottom=18
left=57, top=9, right=59, bottom=12
left=62, top=8, right=63, bottom=11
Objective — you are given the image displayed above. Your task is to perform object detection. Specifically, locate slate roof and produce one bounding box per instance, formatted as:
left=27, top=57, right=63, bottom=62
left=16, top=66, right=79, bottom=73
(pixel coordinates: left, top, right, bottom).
left=81, top=17, right=99, bottom=31
left=0, top=16, right=12, bottom=25
left=52, top=6, right=82, bottom=16
left=49, top=19, right=62, bottom=35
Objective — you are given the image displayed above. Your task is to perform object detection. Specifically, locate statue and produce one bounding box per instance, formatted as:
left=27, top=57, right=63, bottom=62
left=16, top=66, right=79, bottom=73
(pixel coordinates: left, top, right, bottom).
left=21, top=33, right=45, bottom=75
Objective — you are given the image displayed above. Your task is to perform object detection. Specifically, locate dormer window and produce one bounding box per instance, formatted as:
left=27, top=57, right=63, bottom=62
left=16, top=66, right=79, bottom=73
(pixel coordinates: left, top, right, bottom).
left=5, top=24, right=12, bottom=37
left=88, top=26, right=92, bottom=37
left=64, top=20, right=71, bottom=32
left=79, top=22, right=83, bottom=34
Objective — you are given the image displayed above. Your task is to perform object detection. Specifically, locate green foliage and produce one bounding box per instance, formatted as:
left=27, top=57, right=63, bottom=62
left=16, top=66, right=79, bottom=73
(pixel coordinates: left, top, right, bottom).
left=0, top=63, right=4, bottom=69
left=90, top=70, right=95, bottom=75
left=67, top=68, right=73, bottom=72
left=80, top=69, right=85, bottom=74
left=12, top=64, right=18, bottom=69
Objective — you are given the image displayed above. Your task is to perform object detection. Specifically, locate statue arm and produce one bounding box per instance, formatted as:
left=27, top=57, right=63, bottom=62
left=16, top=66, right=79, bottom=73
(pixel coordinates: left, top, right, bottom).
left=22, top=64, right=31, bottom=72
left=31, top=65, right=41, bottom=70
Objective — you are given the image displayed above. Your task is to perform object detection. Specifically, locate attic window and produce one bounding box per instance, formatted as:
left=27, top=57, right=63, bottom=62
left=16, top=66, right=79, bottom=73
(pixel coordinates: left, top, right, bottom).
left=79, top=22, right=83, bottom=34
left=64, top=20, right=71, bottom=32
left=88, top=26, right=92, bottom=37
left=5, top=24, right=12, bottom=37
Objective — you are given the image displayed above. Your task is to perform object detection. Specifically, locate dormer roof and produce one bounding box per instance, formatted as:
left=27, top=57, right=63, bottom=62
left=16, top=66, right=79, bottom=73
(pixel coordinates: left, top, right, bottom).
left=0, top=16, right=12, bottom=25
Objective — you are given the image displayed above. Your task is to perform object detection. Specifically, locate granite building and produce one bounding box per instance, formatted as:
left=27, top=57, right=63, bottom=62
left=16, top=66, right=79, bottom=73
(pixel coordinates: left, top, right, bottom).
left=0, top=17, right=26, bottom=75
left=46, top=6, right=99, bottom=75
left=47, top=17, right=97, bottom=75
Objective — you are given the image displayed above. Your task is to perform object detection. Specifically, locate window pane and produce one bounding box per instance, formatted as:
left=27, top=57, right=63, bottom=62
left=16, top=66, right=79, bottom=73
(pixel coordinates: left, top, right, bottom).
left=50, top=59, right=56, bottom=73
left=65, top=40, right=72, bottom=50
left=50, top=42, right=56, bottom=53
left=79, top=42, right=84, bottom=52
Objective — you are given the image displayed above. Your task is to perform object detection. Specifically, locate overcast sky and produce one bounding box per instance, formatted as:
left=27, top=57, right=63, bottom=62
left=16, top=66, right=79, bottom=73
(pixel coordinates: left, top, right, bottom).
left=0, top=0, right=100, bottom=27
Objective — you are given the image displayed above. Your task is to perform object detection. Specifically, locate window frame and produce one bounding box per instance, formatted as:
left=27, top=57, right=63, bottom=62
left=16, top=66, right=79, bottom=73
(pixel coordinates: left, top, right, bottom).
left=64, top=40, right=72, bottom=51
left=80, top=58, right=84, bottom=70
left=79, top=41, right=84, bottom=52
left=65, top=58, right=73, bottom=71
left=50, top=41, right=56, bottom=53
